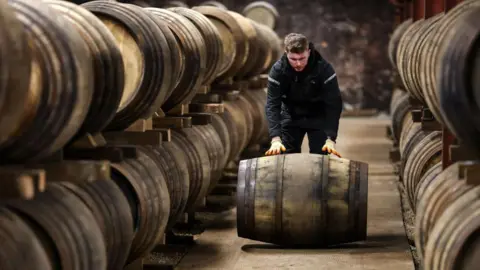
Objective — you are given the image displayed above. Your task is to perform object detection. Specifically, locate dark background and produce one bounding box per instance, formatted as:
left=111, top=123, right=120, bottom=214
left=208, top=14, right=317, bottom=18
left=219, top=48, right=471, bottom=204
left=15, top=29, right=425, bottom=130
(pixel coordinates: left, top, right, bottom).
left=71, top=0, right=396, bottom=112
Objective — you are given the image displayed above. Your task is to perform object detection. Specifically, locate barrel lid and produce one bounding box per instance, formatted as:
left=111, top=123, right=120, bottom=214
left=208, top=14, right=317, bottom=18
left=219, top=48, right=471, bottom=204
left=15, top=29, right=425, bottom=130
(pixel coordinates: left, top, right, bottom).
left=242, top=1, right=279, bottom=29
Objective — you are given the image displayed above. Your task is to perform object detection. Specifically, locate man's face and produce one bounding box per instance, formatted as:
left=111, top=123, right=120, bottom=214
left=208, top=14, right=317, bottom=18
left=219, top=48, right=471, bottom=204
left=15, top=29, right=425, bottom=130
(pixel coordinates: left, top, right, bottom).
left=287, top=49, right=310, bottom=72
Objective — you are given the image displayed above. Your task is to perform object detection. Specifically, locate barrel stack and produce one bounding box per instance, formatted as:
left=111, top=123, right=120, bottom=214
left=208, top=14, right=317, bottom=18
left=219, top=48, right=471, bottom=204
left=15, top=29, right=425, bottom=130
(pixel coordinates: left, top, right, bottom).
left=0, top=0, right=283, bottom=269
left=387, top=1, right=480, bottom=269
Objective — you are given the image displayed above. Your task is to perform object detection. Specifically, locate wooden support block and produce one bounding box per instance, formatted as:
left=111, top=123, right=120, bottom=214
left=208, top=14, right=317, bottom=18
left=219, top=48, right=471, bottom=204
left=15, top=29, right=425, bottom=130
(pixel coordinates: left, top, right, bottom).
left=0, top=168, right=45, bottom=200
left=421, top=119, right=442, bottom=131
left=450, top=143, right=479, bottom=163
left=186, top=113, right=212, bottom=125
left=196, top=85, right=211, bottom=94
left=126, top=118, right=153, bottom=132
left=408, top=96, right=423, bottom=109
left=209, top=90, right=239, bottom=101
left=411, top=109, right=422, bottom=122
left=103, top=130, right=162, bottom=146
left=38, top=160, right=111, bottom=184
left=166, top=104, right=189, bottom=116
left=389, top=146, right=401, bottom=162
left=189, top=103, right=224, bottom=114
left=191, top=93, right=222, bottom=103
left=237, top=80, right=249, bottom=91
left=153, top=116, right=192, bottom=129
left=63, top=146, right=137, bottom=162
left=458, top=162, right=480, bottom=186
left=69, top=133, right=106, bottom=148
left=157, top=129, right=171, bottom=142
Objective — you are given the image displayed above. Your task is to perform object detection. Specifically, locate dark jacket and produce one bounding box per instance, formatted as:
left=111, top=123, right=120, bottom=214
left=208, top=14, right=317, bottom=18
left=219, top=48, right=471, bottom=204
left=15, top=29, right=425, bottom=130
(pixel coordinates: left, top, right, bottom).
left=265, top=42, right=343, bottom=141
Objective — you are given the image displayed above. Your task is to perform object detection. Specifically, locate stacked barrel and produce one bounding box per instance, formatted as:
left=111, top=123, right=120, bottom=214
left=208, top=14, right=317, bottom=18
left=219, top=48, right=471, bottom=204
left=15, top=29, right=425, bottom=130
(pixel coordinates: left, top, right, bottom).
left=387, top=1, right=480, bottom=269
left=0, top=0, right=283, bottom=269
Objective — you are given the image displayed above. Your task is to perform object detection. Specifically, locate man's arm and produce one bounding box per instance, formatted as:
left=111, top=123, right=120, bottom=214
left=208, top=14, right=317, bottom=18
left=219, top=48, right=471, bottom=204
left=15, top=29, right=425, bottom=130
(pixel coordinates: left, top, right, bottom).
left=322, top=65, right=343, bottom=142
left=265, top=64, right=284, bottom=139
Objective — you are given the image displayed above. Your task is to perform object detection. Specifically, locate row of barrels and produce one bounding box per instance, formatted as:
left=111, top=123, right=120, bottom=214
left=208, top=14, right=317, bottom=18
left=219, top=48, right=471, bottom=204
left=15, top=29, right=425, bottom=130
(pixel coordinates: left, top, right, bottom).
left=0, top=0, right=281, bottom=269
left=389, top=89, right=480, bottom=269
left=388, top=0, right=480, bottom=157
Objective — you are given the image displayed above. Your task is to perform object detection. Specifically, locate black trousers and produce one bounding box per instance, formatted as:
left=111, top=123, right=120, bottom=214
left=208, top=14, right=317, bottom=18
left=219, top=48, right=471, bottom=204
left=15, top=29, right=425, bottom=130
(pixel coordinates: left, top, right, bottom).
left=281, top=125, right=328, bottom=155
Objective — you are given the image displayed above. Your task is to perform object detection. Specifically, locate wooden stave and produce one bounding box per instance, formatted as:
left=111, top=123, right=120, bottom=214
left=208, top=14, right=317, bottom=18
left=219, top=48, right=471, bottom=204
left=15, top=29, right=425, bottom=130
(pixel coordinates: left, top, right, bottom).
left=414, top=162, right=472, bottom=262
left=420, top=0, right=480, bottom=127
left=256, top=22, right=283, bottom=73
left=192, top=5, right=248, bottom=81
left=423, top=184, right=480, bottom=270
left=6, top=183, right=107, bottom=270
left=237, top=154, right=368, bottom=246
left=191, top=124, right=226, bottom=193
left=168, top=7, right=223, bottom=85
left=145, top=7, right=207, bottom=112
left=402, top=131, right=442, bottom=208
left=0, top=0, right=32, bottom=147
left=387, top=18, right=412, bottom=69
left=438, top=6, right=480, bottom=157
left=0, top=208, right=52, bottom=270
left=56, top=180, right=134, bottom=270
left=84, top=1, right=172, bottom=130
left=151, top=142, right=190, bottom=229
left=398, top=117, right=418, bottom=157
left=399, top=126, right=433, bottom=179
left=171, top=128, right=211, bottom=212
left=242, top=1, right=279, bottom=30
left=235, top=94, right=255, bottom=148
left=209, top=113, right=232, bottom=170
left=110, top=147, right=170, bottom=263
left=222, top=100, right=249, bottom=163
left=240, top=89, right=268, bottom=146
left=46, top=0, right=125, bottom=137
left=0, top=0, right=94, bottom=162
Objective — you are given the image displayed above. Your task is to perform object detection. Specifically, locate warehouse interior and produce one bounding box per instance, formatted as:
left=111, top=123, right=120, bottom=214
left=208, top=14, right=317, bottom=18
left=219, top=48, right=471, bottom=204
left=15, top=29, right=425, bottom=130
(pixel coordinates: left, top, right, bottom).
left=0, top=0, right=478, bottom=269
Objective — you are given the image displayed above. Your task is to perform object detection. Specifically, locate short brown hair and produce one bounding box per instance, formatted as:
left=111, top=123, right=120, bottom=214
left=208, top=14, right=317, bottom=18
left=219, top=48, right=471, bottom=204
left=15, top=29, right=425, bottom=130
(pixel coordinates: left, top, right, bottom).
left=284, top=33, right=308, bottom=53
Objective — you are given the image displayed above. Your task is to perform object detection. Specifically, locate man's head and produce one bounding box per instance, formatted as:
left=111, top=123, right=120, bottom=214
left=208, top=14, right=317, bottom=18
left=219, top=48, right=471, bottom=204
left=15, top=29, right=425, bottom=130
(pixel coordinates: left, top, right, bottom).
left=284, top=33, right=310, bottom=72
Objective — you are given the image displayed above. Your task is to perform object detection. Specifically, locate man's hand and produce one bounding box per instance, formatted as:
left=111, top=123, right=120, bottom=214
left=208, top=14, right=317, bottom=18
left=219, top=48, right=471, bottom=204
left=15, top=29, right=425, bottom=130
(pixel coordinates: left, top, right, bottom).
left=265, top=137, right=286, bottom=156
left=322, top=138, right=342, bottom=158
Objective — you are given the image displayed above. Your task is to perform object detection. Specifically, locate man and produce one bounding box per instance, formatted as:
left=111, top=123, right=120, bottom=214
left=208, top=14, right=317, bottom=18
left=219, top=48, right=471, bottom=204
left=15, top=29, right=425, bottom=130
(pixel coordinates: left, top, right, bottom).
left=265, top=33, right=343, bottom=157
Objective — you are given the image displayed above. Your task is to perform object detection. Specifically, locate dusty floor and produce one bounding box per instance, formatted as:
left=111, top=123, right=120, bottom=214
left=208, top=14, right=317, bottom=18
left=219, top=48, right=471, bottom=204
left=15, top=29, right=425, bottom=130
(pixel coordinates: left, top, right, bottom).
left=176, top=116, right=414, bottom=270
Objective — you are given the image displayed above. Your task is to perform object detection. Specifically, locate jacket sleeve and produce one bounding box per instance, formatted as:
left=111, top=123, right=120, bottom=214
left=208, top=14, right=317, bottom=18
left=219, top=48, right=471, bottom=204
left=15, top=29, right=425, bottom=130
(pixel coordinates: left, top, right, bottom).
left=265, top=63, right=284, bottom=139
left=322, top=65, right=343, bottom=142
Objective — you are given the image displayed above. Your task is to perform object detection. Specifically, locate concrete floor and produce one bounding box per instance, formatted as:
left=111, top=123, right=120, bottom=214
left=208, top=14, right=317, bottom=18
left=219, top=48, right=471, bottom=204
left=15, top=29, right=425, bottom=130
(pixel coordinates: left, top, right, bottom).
left=176, top=116, right=414, bottom=270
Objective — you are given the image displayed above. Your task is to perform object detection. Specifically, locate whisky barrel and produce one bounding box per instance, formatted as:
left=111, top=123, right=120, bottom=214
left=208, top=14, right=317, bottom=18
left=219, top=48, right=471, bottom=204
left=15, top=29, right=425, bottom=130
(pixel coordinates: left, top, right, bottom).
left=400, top=14, right=443, bottom=103
left=199, top=1, right=228, bottom=10
left=422, top=177, right=480, bottom=270
left=192, top=5, right=248, bottom=81
left=145, top=8, right=207, bottom=112
left=420, top=0, right=480, bottom=127
left=256, top=22, right=283, bottom=72
left=222, top=100, right=249, bottom=163
left=240, top=90, right=269, bottom=146
left=243, top=20, right=273, bottom=78
left=162, top=1, right=188, bottom=8
left=237, top=154, right=368, bottom=246
left=57, top=180, right=134, bottom=270
left=236, top=95, right=255, bottom=148
left=191, top=124, right=226, bottom=193
left=389, top=89, right=411, bottom=144
left=0, top=0, right=31, bottom=147
left=110, top=147, right=170, bottom=263
left=209, top=113, right=232, bottom=168
left=46, top=0, right=125, bottom=137
left=414, top=162, right=473, bottom=262
left=387, top=18, right=412, bottom=69
left=0, top=208, right=51, bottom=270
left=0, top=0, right=93, bottom=162
left=413, top=162, right=442, bottom=211
left=399, top=124, right=434, bottom=179
left=149, top=142, right=190, bottom=229
left=228, top=11, right=261, bottom=79
left=438, top=6, right=480, bottom=157
left=242, top=1, right=279, bottom=30
left=168, top=7, right=224, bottom=85
left=402, top=131, right=442, bottom=208
left=398, top=116, right=418, bottom=157
left=82, top=1, right=172, bottom=130
left=171, top=129, right=211, bottom=211
left=6, top=183, right=107, bottom=270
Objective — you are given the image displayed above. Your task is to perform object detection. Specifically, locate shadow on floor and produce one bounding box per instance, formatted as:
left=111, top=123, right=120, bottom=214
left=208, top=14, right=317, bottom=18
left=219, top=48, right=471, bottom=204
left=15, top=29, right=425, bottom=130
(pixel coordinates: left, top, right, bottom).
left=240, top=234, right=409, bottom=255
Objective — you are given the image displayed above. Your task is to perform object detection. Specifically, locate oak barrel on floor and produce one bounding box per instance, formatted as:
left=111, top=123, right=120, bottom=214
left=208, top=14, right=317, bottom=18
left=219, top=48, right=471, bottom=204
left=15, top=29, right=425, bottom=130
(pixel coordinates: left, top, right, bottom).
left=237, top=153, right=368, bottom=246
